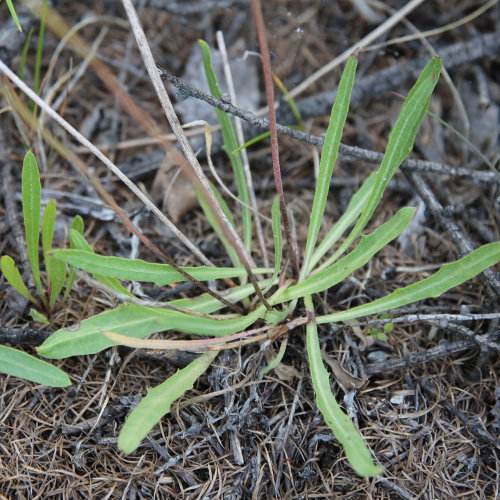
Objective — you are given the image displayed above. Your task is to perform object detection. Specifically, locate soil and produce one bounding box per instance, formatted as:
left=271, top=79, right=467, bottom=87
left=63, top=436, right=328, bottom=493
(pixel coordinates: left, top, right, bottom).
left=0, top=1, right=499, bottom=499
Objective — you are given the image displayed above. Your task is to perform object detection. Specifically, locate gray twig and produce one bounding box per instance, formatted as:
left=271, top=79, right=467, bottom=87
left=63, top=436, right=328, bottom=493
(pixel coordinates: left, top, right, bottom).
left=160, top=70, right=498, bottom=185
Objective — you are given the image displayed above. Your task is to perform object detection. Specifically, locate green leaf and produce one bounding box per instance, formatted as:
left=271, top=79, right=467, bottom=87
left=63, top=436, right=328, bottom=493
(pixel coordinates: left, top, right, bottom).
left=317, top=242, right=500, bottom=324
left=118, top=350, right=218, bottom=454
left=276, top=207, right=416, bottom=303
left=304, top=295, right=383, bottom=476
left=194, top=182, right=241, bottom=269
left=33, top=0, right=48, bottom=93
left=38, top=281, right=285, bottom=359
left=52, top=248, right=271, bottom=286
left=330, top=58, right=442, bottom=265
left=48, top=258, right=66, bottom=308
left=199, top=39, right=252, bottom=250
left=38, top=303, right=263, bottom=359
left=62, top=216, right=84, bottom=302
left=42, top=199, right=66, bottom=307
left=19, top=27, right=34, bottom=80
left=29, top=308, right=49, bottom=324
left=22, top=151, right=44, bottom=298
left=0, top=345, right=70, bottom=387
left=259, top=337, right=287, bottom=376
left=5, top=0, right=22, bottom=31
left=68, top=230, right=133, bottom=297
left=302, top=57, right=357, bottom=277
left=42, top=199, right=56, bottom=269
left=266, top=194, right=283, bottom=294
left=309, top=172, right=377, bottom=272
left=0, top=255, right=37, bottom=304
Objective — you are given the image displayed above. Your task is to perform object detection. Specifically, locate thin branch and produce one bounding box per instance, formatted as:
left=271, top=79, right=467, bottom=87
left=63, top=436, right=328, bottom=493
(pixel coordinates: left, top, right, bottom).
left=162, top=71, right=499, bottom=185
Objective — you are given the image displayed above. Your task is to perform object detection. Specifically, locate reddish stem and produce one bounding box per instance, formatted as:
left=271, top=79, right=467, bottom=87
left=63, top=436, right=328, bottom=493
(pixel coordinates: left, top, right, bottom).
left=251, top=0, right=300, bottom=279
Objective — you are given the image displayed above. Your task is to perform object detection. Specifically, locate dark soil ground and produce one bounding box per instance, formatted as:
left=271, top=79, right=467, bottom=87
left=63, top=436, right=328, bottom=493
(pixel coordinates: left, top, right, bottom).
left=1, top=1, right=499, bottom=498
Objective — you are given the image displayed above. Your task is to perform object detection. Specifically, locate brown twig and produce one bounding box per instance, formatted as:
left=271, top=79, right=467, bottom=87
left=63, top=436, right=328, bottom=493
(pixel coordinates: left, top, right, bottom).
left=251, top=0, right=299, bottom=279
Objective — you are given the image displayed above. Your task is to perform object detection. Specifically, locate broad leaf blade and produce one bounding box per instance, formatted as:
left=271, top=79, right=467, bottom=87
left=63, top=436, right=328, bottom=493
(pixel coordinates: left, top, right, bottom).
left=118, top=350, right=218, bottom=454
left=304, top=295, right=382, bottom=477
left=52, top=248, right=271, bottom=285
left=317, top=242, right=500, bottom=324
left=330, top=58, right=442, bottom=264
left=302, top=57, right=357, bottom=277
left=22, top=151, right=44, bottom=297
left=38, top=280, right=285, bottom=359
left=0, top=255, right=37, bottom=304
left=38, top=302, right=268, bottom=359
left=0, top=345, right=70, bottom=387
left=277, top=207, right=416, bottom=303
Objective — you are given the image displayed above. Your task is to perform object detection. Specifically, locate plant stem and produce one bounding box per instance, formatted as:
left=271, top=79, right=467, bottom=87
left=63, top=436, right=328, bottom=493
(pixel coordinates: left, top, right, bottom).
left=251, top=0, right=300, bottom=279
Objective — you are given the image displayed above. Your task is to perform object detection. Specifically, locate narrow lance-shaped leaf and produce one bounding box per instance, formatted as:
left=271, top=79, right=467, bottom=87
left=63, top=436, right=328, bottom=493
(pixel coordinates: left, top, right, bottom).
left=0, top=345, right=70, bottom=387
left=276, top=207, right=415, bottom=303
left=5, top=0, right=22, bottom=31
left=0, top=255, right=38, bottom=305
left=22, top=151, right=44, bottom=299
left=329, top=58, right=442, bottom=265
left=52, top=248, right=271, bottom=286
left=38, top=280, right=285, bottom=359
left=199, top=39, right=253, bottom=251
left=68, top=229, right=134, bottom=297
left=301, top=56, right=357, bottom=278
left=317, top=242, right=500, bottom=324
left=309, top=171, right=377, bottom=272
left=304, top=295, right=383, bottom=477
left=42, top=199, right=56, bottom=280
left=62, top=215, right=84, bottom=302
left=42, top=199, right=66, bottom=307
left=118, top=350, right=218, bottom=454
left=194, top=182, right=241, bottom=269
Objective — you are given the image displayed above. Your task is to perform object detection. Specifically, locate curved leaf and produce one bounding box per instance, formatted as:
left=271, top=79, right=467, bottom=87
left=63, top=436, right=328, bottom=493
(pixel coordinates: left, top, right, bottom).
left=118, top=350, right=218, bottom=454
left=317, top=242, right=500, bottom=324
left=0, top=255, right=37, bottom=304
left=304, top=295, right=382, bottom=477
